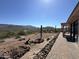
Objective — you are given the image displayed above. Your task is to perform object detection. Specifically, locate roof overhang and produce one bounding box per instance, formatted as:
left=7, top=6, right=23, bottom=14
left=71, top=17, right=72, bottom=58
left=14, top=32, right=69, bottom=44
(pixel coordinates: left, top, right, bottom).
left=67, top=2, right=79, bottom=25
left=61, top=23, right=67, bottom=26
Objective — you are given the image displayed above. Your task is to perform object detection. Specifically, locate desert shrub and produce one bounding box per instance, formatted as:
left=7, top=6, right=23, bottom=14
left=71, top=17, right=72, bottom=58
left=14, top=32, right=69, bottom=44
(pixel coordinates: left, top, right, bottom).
left=47, top=38, right=50, bottom=41
left=6, top=31, right=15, bottom=37
left=0, top=33, right=8, bottom=39
left=17, top=30, right=26, bottom=35
left=28, top=41, right=33, bottom=45
left=26, top=30, right=33, bottom=35
left=15, top=35, right=21, bottom=39
left=0, top=30, right=34, bottom=39
left=0, top=31, right=15, bottom=39
left=0, top=40, right=5, bottom=43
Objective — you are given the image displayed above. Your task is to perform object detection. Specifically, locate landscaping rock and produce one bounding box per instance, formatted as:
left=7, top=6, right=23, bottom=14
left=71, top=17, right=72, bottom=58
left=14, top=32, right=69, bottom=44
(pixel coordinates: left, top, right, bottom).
left=47, top=38, right=50, bottom=41
left=19, top=45, right=30, bottom=51
left=33, top=33, right=59, bottom=59
left=32, top=38, right=44, bottom=44
left=25, top=38, right=30, bottom=45
left=18, top=38, right=25, bottom=41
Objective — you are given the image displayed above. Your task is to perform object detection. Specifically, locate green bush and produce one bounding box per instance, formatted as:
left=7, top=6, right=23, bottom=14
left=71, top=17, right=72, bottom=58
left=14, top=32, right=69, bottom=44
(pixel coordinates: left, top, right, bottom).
left=0, top=30, right=34, bottom=39
left=6, top=31, right=15, bottom=37
left=0, top=31, right=22, bottom=39
left=0, top=33, right=8, bottom=39
left=0, top=31, right=15, bottom=39
left=26, top=30, right=34, bottom=35
left=17, top=30, right=26, bottom=35
left=15, top=35, right=21, bottom=39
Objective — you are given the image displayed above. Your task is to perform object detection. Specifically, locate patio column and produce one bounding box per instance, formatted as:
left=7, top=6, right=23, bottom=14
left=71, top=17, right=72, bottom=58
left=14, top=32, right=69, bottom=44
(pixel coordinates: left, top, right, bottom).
left=78, top=20, right=79, bottom=42
left=77, top=20, right=79, bottom=45
left=70, top=24, right=72, bottom=40
left=73, top=22, right=75, bottom=42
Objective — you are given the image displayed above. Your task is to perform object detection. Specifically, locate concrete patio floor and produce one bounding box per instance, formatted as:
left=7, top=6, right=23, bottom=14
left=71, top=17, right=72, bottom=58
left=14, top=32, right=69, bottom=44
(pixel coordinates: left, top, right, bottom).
left=46, top=33, right=79, bottom=59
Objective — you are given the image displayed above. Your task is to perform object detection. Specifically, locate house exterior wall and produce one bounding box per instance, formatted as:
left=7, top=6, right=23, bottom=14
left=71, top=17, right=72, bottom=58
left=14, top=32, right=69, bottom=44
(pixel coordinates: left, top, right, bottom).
left=78, top=20, right=79, bottom=45
left=66, top=19, right=79, bottom=42
left=65, top=2, right=79, bottom=43
left=61, top=2, right=79, bottom=44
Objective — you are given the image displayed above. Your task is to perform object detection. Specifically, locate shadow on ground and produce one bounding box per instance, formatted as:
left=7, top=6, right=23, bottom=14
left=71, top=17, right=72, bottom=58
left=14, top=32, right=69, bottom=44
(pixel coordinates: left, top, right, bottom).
left=63, top=35, right=76, bottom=43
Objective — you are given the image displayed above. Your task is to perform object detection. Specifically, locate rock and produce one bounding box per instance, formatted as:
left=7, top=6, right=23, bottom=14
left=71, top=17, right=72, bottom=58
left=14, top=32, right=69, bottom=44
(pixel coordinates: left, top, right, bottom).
left=33, top=52, right=36, bottom=55
left=33, top=33, right=59, bottom=59
left=8, top=45, right=30, bottom=59
left=18, top=38, right=25, bottom=41
left=33, top=38, right=44, bottom=44
left=19, top=45, right=30, bottom=51
left=0, top=57, right=5, bottom=59
left=47, top=38, right=50, bottom=41
left=25, top=38, right=30, bottom=45
left=0, top=40, right=5, bottom=43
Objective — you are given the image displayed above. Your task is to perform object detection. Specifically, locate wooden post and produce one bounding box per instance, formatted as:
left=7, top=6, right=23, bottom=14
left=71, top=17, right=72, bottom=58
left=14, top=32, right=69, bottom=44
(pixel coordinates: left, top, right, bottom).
left=73, top=22, right=75, bottom=42
left=70, top=24, right=72, bottom=41
left=55, top=25, right=56, bottom=32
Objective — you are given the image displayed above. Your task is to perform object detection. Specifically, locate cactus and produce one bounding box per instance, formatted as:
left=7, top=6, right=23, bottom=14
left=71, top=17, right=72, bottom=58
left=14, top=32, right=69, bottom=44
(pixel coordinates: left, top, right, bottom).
left=40, top=25, right=42, bottom=39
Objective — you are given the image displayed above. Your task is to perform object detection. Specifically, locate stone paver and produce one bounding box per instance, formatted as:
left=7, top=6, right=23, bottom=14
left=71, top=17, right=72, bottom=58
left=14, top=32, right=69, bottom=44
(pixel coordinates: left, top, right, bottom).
left=46, top=33, right=79, bottom=59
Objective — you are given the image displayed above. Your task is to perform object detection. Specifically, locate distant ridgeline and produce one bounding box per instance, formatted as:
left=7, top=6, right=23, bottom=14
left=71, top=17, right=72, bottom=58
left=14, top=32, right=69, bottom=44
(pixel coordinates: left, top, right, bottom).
left=0, top=24, right=60, bottom=39
left=0, top=24, right=39, bottom=39
left=0, top=24, right=39, bottom=31
left=0, top=24, right=60, bottom=32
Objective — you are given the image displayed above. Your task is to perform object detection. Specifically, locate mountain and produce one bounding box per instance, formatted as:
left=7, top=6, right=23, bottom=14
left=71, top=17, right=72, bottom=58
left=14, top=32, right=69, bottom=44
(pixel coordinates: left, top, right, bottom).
left=0, top=24, right=39, bottom=31
left=43, top=26, right=54, bottom=29
left=0, top=24, right=57, bottom=32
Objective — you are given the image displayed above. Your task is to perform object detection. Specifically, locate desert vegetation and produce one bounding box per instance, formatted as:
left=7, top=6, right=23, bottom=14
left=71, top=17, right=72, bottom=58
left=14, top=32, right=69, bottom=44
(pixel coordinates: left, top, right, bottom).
left=0, top=24, right=60, bottom=59
left=0, top=24, right=60, bottom=40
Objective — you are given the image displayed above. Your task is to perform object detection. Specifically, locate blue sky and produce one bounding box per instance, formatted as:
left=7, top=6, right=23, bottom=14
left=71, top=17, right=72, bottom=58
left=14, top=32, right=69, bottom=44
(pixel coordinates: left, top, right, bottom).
left=0, top=0, right=78, bottom=28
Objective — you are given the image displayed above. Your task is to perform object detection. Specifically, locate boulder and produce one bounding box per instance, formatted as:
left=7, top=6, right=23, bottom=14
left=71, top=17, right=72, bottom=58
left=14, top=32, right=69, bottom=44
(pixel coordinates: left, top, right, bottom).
left=33, top=38, right=44, bottom=44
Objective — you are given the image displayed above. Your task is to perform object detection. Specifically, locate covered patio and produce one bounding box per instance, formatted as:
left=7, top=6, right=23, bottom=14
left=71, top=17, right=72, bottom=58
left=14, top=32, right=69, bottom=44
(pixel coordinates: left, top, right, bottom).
left=61, top=2, right=79, bottom=43
left=66, top=2, right=79, bottom=42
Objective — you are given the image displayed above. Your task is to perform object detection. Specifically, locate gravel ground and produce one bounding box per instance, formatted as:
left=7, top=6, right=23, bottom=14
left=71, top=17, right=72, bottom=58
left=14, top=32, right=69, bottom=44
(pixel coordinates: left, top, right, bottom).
left=20, top=33, right=56, bottom=59
left=0, top=33, right=55, bottom=59
left=33, top=33, right=59, bottom=59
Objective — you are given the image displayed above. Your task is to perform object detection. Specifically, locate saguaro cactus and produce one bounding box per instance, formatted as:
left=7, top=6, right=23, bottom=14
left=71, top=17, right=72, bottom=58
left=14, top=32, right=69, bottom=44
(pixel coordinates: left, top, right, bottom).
left=55, top=25, right=57, bottom=32
left=40, top=25, right=42, bottom=39
left=32, top=25, right=44, bottom=44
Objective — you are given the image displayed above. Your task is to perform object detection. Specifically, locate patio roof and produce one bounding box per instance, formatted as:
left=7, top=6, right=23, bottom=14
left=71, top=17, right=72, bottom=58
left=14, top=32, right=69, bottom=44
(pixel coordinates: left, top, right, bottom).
left=67, top=2, right=79, bottom=24
left=61, top=23, right=67, bottom=26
